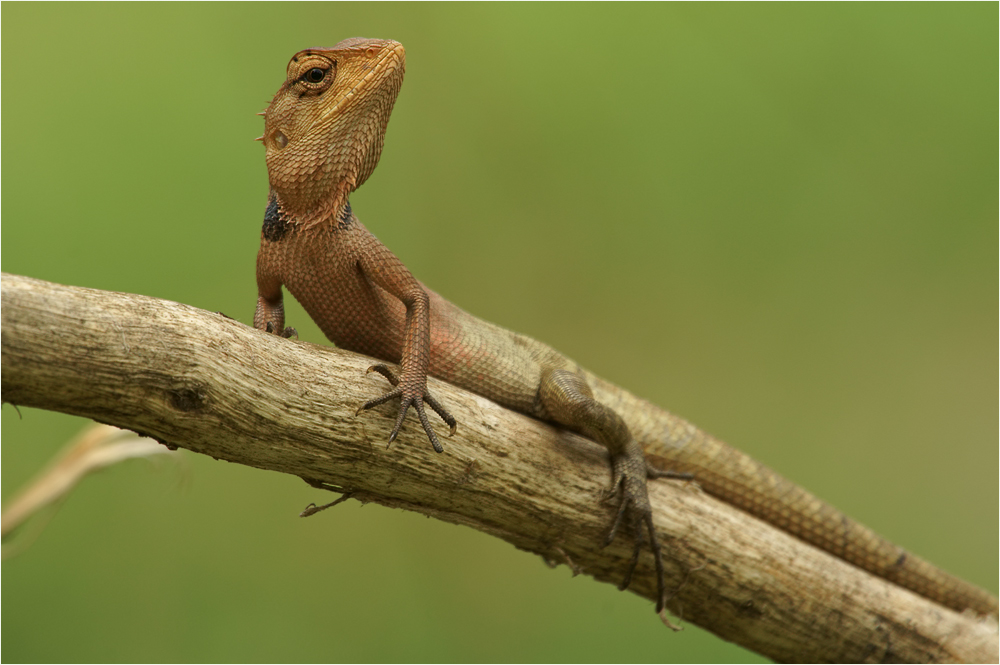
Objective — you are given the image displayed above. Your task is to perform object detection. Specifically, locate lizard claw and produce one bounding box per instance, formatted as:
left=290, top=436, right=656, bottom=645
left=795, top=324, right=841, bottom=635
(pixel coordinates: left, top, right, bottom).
left=387, top=395, right=411, bottom=444
left=411, top=399, right=443, bottom=453
left=605, top=453, right=669, bottom=613
left=264, top=322, right=298, bottom=338
left=382, top=396, right=443, bottom=453
left=358, top=365, right=457, bottom=452
left=423, top=392, right=457, bottom=437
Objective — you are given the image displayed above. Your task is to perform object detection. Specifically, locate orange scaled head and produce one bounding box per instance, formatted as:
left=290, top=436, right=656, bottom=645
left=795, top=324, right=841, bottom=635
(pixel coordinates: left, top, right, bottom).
left=263, top=38, right=406, bottom=226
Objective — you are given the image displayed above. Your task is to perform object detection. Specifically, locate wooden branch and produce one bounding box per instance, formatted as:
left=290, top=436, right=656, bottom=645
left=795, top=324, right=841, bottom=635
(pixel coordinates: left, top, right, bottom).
left=2, top=272, right=996, bottom=663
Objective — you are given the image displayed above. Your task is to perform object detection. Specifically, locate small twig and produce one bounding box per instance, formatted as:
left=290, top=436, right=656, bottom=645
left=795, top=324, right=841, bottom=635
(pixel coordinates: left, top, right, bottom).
left=300, top=492, right=354, bottom=517
left=554, top=546, right=581, bottom=576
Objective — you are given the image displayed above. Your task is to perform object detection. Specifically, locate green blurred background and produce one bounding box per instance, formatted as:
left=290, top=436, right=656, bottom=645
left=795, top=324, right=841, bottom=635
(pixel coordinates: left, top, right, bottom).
left=3, top=3, right=996, bottom=662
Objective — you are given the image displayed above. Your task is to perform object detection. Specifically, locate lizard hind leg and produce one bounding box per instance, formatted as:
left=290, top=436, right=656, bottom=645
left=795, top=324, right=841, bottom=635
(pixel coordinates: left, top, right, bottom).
left=538, top=368, right=668, bottom=613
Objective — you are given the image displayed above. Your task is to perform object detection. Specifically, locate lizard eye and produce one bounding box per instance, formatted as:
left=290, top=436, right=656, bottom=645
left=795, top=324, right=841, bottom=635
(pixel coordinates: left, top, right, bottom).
left=305, top=67, right=327, bottom=83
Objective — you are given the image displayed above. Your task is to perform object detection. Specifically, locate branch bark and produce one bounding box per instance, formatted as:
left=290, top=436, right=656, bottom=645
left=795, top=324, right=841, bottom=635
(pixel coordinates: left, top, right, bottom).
left=2, top=272, right=996, bottom=663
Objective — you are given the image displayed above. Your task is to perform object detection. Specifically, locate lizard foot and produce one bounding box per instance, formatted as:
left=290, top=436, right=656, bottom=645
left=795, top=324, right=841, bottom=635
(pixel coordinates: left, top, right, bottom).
left=264, top=322, right=298, bottom=339
left=357, top=364, right=457, bottom=453
left=604, top=452, right=668, bottom=613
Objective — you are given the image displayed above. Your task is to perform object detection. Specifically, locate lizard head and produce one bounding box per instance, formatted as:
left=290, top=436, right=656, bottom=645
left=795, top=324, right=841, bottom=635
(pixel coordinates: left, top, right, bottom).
left=262, top=38, right=406, bottom=227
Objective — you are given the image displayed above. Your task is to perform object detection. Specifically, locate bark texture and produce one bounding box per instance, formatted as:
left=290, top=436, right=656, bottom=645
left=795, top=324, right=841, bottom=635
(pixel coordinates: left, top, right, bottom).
left=2, top=272, right=996, bottom=663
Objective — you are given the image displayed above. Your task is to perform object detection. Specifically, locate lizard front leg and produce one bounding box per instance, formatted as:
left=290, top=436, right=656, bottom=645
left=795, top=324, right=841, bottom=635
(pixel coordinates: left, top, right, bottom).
left=254, top=260, right=297, bottom=338
left=354, top=241, right=457, bottom=452
left=539, top=368, right=674, bottom=612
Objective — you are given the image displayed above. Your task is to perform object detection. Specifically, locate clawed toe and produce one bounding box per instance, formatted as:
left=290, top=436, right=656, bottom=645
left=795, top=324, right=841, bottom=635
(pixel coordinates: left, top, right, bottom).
left=618, top=515, right=645, bottom=591
left=263, top=321, right=298, bottom=339
left=367, top=364, right=400, bottom=385
left=410, top=399, right=442, bottom=452
left=357, top=366, right=456, bottom=453
left=356, top=386, right=401, bottom=416
left=608, top=503, right=666, bottom=612
left=604, top=462, right=668, bottom=613
left=604, top=493, right=630, bottom=546
left=423, top=393, right=457, bottom=437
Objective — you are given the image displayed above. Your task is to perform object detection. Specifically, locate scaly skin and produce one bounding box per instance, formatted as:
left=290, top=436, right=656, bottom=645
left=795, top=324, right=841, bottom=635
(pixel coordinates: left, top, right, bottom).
left=254, top=38, right=998, bottom=616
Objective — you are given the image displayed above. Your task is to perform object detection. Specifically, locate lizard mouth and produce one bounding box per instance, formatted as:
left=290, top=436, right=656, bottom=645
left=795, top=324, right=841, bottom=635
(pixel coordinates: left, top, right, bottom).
left=315, top=42, right=404, bottom=127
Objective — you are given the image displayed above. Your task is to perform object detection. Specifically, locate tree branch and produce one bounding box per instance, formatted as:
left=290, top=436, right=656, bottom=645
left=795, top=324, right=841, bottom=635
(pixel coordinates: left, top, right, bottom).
left=2, top=272, right=995, bottom=662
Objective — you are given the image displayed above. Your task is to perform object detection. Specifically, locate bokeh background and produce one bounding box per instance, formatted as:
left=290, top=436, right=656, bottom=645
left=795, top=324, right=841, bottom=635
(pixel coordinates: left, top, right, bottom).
left=3, top=4, right=996, bottom=662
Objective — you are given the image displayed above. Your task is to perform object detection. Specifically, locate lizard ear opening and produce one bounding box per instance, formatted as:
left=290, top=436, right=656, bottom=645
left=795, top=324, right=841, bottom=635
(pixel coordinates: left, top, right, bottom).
left=268, top=130, right=288, bottom=150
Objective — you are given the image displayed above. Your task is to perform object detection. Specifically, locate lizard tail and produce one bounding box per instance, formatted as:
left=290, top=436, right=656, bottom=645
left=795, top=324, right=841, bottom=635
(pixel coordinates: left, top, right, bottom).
left=589, top=377, right=998, bottom=616
left=657, top=430, right=998, bottom=616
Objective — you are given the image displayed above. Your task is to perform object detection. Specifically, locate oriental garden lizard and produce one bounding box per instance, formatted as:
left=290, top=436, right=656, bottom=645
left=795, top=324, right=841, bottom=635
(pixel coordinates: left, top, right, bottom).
left=253, top=38, right=997, bottom=618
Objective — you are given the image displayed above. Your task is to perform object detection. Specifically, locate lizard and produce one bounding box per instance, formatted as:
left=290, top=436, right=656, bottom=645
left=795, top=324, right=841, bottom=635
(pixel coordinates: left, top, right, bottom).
left=253, top=37, right=998, bottom=618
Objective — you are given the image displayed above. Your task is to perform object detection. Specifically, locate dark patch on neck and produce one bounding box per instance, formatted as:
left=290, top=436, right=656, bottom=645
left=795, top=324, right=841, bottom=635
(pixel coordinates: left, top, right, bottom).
left=262, top=195, right=291, bottom=242
left=336, top=200, right=353, bottom=231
